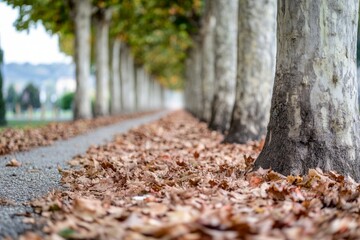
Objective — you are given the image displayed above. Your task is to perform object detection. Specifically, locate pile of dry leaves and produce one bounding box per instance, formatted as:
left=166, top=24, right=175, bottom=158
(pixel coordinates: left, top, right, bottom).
left=0, top=111, right=156, bottom=155
left=19, top=111, right=360, bottom=239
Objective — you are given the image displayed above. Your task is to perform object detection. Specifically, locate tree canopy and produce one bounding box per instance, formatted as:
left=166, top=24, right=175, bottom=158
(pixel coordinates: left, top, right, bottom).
left=5, top=0, right=202, bottom=89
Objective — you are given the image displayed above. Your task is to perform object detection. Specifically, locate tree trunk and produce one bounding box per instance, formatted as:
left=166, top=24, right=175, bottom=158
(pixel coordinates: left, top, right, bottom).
left=154, top=81, right=162, bottom=109
left=200, top=0, right=216, bottom=123
left=184, top=54, right=194, bottom=113
left=142, top=70, right=150, bottom=110
left=136, top=67, right=150, bottom=110
left=110, top=38, right=122, bottom=115
left=120, top=44, right=135, bottom=112
left=192, top=39, right=203, bottom=118
left=135, top=67, right=143, bottom=110
left=184, top=39, right=202, bottom=117
left=255, top=0, right=360, bottom=181
left=209, top=0, right=238, bottom=133
left=94, top=9, right=111, bottom=117
left=73, top=0, right=92, bottom=119
left=224, top=0, right=276, bottom=143
left=358, top=68, right=360, bottom=106
left=127, top=51, right=136, bottom=111
left=190, top=39, right=202, bottom=118
left=153, top=81, right=159, bottom=109
left=134, top=65, right=140, bottom=111
left=0, top=48, right=6, bottom=126
left=149, top=77, right=156, bottom=109
left=119, top=42, right=127, bottom=111
left=160, top=85, right=165, bottom=108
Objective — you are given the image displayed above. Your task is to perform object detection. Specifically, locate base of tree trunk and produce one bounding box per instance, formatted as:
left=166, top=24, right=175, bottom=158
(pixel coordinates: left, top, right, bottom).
left=254, top=132, right=360, bottom=181
left=223, top=124, right=263, bottom=144
left=208, top=120, right=228, bottom=134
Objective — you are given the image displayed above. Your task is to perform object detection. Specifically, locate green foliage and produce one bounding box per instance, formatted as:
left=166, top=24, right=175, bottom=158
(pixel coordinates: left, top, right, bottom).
left=6, top=84, right=18, bottom=112
left=116, top=0, right=202, bottom=89
left=6, top=0, right=72, bottom=34
left=4, top=0, right=203, bottom=90
left=0, top=49, right=7, bottom=126
left=58, top=92, right=74, bottom=110
left=4, top=0, right=76, bottom=56
left=58, top=228, right=76, bottom=239
left=19, top=83, right=41, bottom=111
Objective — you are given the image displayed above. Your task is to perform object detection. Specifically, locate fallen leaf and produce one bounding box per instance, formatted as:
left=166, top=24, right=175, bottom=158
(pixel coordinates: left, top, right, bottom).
left=19, top=232, right=42, bottom=240
left=249, top=175, right=264, bottom=187
left=18, top=111, right=360, bottom=240
left=6, top=158, right=21, bottom=167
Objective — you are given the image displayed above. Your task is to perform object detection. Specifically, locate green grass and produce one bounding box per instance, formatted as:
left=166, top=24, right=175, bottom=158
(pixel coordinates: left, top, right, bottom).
left=0, top=120, right=51, bottom=130
left=0, top=109, right=73, bottom=130
left=6, top=110, right=73, bottom=121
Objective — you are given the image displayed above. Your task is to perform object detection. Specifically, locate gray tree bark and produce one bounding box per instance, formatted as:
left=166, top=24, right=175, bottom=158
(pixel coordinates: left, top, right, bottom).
left=119, top=42, right=128, bottom=111
left=255, top=0, right=360, bottom=181
left=153, top=81, right=159, bottom=109
left=184, top=39, right=202, bottom=117
left=192, top=39, right=203, bottom=117
left=160, top=85, right=165, bottom=108
left=209, top=0, right=238, bottom=133
left=135, top=67, right=150, bottom=111
left=200, top=0, right=216, bottom=122
left=134, top=65, right=139, bottom=111
left=154, top=81, right=162, bottom=109
left=127, top=51, right=136, bottom=111
left=143, top=70, right=150, bottom=109
left=184, top=54, right=193, bottom=113
left=73, top=0, right=92, bottom=119
left=148, top=77, right=155, bottom=109
left=224, top=0, right=276, bottom=143
left=120, top=44, right=136, bottom=112
left=135, top=67, right=144, bottom=110
left=110, top=38, right=122, bottom=115
left=94, top=9, right=111, bottom=117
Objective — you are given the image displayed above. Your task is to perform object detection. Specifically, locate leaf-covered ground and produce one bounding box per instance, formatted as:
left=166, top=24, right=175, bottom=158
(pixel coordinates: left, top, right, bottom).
left=17, top=111, right=360, bottom=240
left=0, top=111, right=156, bottom=156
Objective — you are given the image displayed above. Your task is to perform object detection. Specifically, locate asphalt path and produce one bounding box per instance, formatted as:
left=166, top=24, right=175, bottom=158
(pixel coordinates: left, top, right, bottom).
left=0, top=111, right=169, bottom=239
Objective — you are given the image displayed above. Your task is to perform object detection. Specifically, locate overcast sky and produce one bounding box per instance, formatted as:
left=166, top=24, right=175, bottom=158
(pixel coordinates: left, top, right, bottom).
left=0, top=2, right=72, bottom=64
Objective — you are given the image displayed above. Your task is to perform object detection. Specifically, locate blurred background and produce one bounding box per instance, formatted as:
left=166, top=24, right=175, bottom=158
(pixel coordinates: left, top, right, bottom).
left=0, top=0, right=188, bottom=127
left=1, top=2, right=75, bottom=124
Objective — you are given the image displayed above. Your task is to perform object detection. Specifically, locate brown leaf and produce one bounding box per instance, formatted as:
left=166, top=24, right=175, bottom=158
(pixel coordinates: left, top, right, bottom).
left=19, top=232, right=42, bottom=240
left=267, top=183, right=289, bottom=200
left=208, top=179, right=218, bottom=187
left=290, top=187, right=305, bottom=202
left=266, top=171, right=285, bottom=181
left=249, top=175, right=264, bottom=188
left=0, top=197, right=15, bottom=206
left=6, top=158, right=21, bottom=167
left=286, top=175, right=303, bottom=185
left=30, top=111, right=360, bottom=239
left=73, top=197, right=106, bottom=218
left=244, top=155, right=255, bottom=170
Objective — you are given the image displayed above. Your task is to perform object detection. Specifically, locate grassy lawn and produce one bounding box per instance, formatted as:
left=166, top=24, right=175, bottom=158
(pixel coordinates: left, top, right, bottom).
left=0, top=120, right=51, bottom=130
left=0, top=110, right=73, bottom=130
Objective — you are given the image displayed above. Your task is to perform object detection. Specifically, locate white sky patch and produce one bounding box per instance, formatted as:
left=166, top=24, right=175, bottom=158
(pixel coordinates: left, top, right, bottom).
left=0, top=2, right=72, bottom=64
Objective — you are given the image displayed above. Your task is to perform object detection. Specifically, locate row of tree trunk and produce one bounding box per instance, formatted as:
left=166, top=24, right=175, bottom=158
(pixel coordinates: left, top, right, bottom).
left=185, top=0, right=360, bottom=181
left=71, top=0, right=164, bottom=120
left=185, top=0, right=276, bottom=142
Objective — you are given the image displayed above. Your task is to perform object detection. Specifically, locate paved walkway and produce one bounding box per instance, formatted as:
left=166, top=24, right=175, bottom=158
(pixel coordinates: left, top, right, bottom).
left=0, top=111, right=169, bottom=238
